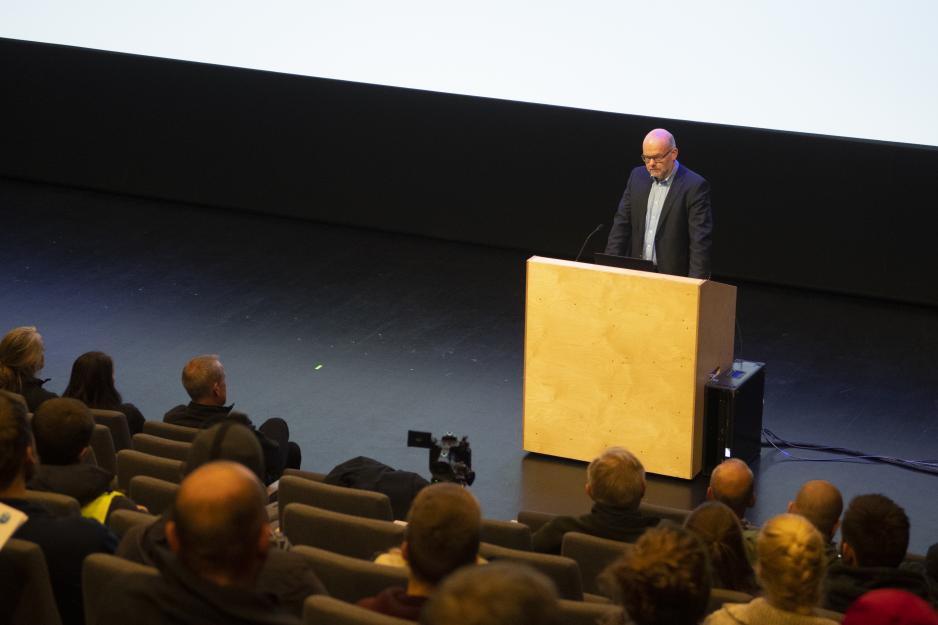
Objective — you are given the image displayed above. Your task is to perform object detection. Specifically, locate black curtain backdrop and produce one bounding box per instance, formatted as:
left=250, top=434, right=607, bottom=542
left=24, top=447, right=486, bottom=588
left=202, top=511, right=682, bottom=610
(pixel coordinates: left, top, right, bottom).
left=3, top=38, right=936, bottom=305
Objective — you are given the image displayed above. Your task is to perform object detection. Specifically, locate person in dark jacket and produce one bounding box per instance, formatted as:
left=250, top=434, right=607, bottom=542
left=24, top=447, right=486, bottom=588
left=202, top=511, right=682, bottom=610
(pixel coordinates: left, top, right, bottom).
left=98, top=461, right=300, bottom=625
left=359, top=482, right=482, bottom=621
left=63, top=350, right=146, bottom=435
left=0, top=325, right=57, bottom=411
left=28, top=397, right=140, bottom=522
left=0, top=391, right=117, bottom=625
left=825, top=494, right=933, bottom=612
left=531, top=446, right=659, bottom=554
left=116, top=422, right=326, bottom=617
left=164, top=354, right=300, bottom=483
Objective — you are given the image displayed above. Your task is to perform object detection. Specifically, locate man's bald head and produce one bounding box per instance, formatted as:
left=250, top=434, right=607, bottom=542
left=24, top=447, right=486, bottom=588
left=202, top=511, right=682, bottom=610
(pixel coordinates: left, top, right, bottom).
left=707, top=459, right=755, bottom=519
left=644, top=128, right=676, bottom=151
left=789, top=480, right=843, bottom=541
left=167, top=461, right=269, bottom=585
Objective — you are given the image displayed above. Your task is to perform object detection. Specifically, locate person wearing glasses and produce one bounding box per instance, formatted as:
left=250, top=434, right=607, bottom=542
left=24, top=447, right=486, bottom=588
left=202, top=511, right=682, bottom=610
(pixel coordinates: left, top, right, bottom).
left=604, top=128, right=712, bottom=278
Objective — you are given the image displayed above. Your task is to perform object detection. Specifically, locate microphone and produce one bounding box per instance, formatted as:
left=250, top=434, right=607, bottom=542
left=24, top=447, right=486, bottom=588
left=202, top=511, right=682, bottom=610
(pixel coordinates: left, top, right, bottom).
left=575, top=224, right=605, bottom=262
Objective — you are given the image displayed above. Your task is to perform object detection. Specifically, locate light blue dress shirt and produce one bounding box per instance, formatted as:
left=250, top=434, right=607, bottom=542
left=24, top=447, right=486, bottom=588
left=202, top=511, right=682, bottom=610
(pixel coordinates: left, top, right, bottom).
left=643, top=161, right=680, bottom=265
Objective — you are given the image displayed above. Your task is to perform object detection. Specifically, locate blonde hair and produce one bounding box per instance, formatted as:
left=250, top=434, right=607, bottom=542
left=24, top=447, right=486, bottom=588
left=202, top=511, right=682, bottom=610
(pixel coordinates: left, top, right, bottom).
left=0, top=326, right=45, bottom=393
left=756, top=513, right=827, bottom=613
left=588, top=446, right=645, bottom=508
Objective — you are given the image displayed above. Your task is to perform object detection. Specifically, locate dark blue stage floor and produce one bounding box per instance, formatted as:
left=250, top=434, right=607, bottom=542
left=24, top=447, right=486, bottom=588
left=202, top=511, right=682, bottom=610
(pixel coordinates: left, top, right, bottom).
left=2, top=177, right=936, bottom=553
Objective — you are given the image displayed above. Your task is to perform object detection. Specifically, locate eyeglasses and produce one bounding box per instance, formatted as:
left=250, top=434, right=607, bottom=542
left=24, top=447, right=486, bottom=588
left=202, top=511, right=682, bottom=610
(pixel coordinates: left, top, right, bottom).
left=641, top=148, right=675, bottom=164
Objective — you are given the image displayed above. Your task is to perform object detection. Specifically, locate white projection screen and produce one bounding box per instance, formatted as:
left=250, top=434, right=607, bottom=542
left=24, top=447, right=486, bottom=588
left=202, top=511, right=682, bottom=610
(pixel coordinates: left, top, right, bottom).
left=3, top=0, right=937, bottom=147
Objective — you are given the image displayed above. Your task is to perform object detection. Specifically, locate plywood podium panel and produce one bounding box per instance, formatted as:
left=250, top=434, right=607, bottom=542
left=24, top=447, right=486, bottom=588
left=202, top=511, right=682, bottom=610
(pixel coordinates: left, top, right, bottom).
left=523, top=256, right=736, bottom=479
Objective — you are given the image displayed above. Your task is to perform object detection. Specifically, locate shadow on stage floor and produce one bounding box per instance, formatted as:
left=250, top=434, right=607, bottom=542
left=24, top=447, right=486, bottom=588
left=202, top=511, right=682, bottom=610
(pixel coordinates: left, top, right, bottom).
left=2, top=177, right=935, bottom=552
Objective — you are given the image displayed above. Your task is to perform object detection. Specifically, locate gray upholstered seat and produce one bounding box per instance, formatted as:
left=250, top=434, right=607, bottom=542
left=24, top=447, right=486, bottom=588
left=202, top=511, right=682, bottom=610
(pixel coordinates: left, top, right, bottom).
left=479, top=542, right=584, bottom=601
left=557, top=598, right=621, bottom=625
left=132, top=433, right=192, bottom=461
left=90, top=408, right=133, bottom=452
left=303, top=594, right=414, bottom=625
left=89, top=423, right=118, bottom=475
left=291, top=545, right=409, bottom=603
left=23, top=489, right=81, bottom=517
left=82, top=553, right=160, bottom=625
left=278, top=475, right=393, bottom=524
left=0, top=538, right=63, bottom=625
left=107, top=508, right=158, bottom=538
left=282, top=502, right=404, bottom=559
left=142, top=420, right=201, bottom=442
left=561, top=531, right=633, bottom=596
left=480, top=517, right=533, bottom=551
left=116, top=449, right=184, bottom=491
left=128, top=475, right=180, bottom=515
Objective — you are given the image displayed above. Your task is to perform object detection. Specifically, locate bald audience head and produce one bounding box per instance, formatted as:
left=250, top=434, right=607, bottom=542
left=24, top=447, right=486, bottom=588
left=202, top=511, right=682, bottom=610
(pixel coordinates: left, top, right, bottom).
left=166, top=461, right=269, bottom=587
left=707, top=458, right=755, bottom=520
left=788, top=480, right=843, bottom=541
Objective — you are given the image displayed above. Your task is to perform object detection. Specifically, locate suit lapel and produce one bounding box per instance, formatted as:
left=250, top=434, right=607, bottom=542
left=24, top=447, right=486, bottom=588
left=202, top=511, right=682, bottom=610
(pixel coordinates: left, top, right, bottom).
left=654, top=165, right=685, bottom=243
left=633, top=174, right=651, bottom=251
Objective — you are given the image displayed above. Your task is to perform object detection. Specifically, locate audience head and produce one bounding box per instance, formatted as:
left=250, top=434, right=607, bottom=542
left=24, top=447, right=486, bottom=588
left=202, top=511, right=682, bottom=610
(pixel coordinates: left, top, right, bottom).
left=756, top=513, right=827, bottom=614
left=0, top=326, right=46, bottom=393
left=788, top=479, right=843, bottom=542
left=32, top=398, right=95, bottom=465
left=420, top=562, right=558, bottom=625
left=403, top=482, right=481, bottom=587
left=840, top=494, right=909, bottom=568
left=601, top=525, right=710, bottom=625
left=63, top=351, right=122, bottom=410
left=586, top=446, right=646, bottom=509
left=842, top=589, right=938, bottom=625
left=0, top=390, right=34, bottom=493
left=185, top=422, right=265, bottom=482
left=181, top=355, right=227, bottom=405
left=166, top=461, right=269, bottom=587
left=707, top=458, right=755, bottom=520
left=684, top=501, right=756, bottom=593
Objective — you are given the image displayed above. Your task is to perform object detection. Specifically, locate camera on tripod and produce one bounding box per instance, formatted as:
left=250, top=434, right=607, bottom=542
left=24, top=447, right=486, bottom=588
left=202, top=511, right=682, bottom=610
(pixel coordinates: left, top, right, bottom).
left=407, top=430, right=475, bottom=486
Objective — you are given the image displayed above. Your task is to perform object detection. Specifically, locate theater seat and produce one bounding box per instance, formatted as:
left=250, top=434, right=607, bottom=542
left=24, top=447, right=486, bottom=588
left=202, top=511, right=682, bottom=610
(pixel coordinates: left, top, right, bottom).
left=91, top=409, right=133, bottom=452
left=142, top=420, right=200, bottom=442
left=478, top=542, right=585, bottom=601
left=82, top=553, right=160, bottom=625
left=132, top=433, right=192, bottom=462
left=278, top=475, right=394, bottom=525
left=561, top=532, right=632, bottom=596
left=303, top=594, right=413, bottom=625
left=116, top=449, right=184, bottom=492
left=0, top=538, right=63, bottom=625
left=282, top=502, right=404, bottom=560
left=291, top=545, right=408, bottom=603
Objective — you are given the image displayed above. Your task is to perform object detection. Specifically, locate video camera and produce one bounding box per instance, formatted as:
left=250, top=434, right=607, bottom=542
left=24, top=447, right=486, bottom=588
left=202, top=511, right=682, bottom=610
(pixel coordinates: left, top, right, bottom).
left=407, top=430, right=475, bottom=486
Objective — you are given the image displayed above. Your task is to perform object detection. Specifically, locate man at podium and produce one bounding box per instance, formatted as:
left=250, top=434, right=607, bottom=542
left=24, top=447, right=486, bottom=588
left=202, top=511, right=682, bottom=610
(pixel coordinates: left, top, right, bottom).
left=604, top=129, right=713, bottom=279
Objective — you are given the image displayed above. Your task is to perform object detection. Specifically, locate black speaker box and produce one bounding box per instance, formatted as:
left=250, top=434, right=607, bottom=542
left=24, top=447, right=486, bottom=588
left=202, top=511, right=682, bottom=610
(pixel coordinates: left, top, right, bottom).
left=703, top=360, right=765, bottom=475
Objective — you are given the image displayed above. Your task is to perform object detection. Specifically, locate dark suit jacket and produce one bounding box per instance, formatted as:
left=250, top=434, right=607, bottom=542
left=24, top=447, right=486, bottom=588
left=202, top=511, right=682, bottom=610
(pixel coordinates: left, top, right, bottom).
left=604, top=163, right=712, bottom=278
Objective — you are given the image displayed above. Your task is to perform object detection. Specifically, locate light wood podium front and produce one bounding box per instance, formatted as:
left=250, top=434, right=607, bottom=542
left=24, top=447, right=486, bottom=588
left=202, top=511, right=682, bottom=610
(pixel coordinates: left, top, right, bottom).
left=522, top=256, right=736, bottom=479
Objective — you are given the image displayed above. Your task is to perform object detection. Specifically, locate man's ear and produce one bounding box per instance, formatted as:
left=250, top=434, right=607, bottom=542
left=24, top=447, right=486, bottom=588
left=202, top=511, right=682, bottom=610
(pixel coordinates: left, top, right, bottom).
left=257, top=521, right=271, bottom=557
left=706, top=486, right=714, bottom=501
left=584, top=483, right=592, bottom=499
left=79, top=446, right=93, bottom=463
left=841, top=541, right=857, bottom=566
left=401, top=541, right=410, bottom=564
left=166, top=520, right=182, bottom=555
left=787, top=501, right=795, bottom=514
left=26, top=445, right=38, bottom=466
left=830, top=519, right=841, bottom=542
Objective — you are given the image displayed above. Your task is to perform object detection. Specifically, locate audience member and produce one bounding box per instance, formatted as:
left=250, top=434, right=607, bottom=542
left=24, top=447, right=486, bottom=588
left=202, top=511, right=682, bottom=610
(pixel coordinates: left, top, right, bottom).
left=28, top=397, right=140, bottom=522
left=164, top=354, right=300, bottom=483
left=531, top=446, right=659, bottom=554
left=825, top=494, right=932, bottom=612
left=706, top=513, right=836, bottom=625
left=117, top=422, right=325, bottom=618
left=707, top=458, right=758, bottom=561
left=601, top=524, right=710, bottom=625
left=358, top=482, right=482, bottom=621
left=420, top=562, right=558, bottom=625
left=63, top=350, right=146, bottom=435
left=684, top=501, right=758, bottom=594
left=0, top=325, right=57, bottom=411
left=788, top=479, right=843, bottom=567
left=842, top=589, right=938, bottom=625
left=98, top=461, right=299, bottom=625
left=0, top=390, right=117, bottom=625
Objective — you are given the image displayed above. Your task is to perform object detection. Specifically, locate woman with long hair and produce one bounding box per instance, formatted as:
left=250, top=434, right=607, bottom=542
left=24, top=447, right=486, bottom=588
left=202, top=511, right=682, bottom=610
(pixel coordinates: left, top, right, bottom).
left=63, top=351, right=146, bottom=435
left=685, top=501, right=758, bottom=594
left=705, top=513, right=838, bottom=625
left=0, top=326, right=57, bottom=411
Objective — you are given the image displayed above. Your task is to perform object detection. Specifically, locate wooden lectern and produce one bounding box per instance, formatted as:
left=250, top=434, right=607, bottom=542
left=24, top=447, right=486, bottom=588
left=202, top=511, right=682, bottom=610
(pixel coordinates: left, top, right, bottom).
left=522, top=256, right=737, bottom=479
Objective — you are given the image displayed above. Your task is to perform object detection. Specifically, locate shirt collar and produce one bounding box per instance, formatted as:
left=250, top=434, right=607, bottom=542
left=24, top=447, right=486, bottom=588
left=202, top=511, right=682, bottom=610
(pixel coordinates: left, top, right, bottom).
left=653, top=160, right=679, bottom=185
